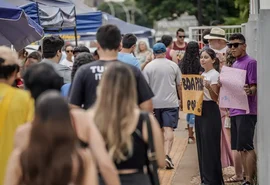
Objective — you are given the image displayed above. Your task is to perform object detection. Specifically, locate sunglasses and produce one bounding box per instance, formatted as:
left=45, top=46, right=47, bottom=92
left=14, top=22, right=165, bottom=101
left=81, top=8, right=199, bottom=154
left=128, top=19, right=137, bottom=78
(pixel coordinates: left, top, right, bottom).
left=227, top=43, right=244, bottom=48
left=178, top=36, right=186, bottom=38
left=66, top=50, right=73, bottom=53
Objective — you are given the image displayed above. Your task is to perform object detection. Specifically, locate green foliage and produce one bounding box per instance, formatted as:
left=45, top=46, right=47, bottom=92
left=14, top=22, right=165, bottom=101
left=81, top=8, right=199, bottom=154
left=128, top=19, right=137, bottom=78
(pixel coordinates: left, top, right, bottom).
left=224, top=0, right=249, bottom=25
left=135, top=0, right=243, bottom=26
left=98, top=0, right=151, bottom=27
left=98, top=0, right=250, bottom=27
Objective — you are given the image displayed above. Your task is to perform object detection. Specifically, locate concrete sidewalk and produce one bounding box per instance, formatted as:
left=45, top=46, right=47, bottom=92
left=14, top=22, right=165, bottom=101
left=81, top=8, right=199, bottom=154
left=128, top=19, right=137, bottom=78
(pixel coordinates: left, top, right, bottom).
left=158, top=112, right=199, bottom=185
left=171, top=112, right=241, bottom=185
left=172, top=112, right=199, bottom=185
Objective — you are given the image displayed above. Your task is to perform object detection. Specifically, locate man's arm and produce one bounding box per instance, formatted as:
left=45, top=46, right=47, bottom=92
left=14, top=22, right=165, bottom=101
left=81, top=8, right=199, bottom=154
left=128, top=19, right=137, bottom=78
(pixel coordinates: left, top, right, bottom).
left=177, top=84, right=183, bottom=110
left=69, top=67, right=85, bottom=108
left=137, top=68, right=154, bottom=112
left=245, top=60, right=257, bottom=96
left=139, top=99, right=153, bottom=112
left=175, top=66, right=182, bottom=109
left=244, top=84, right=257, bottom=96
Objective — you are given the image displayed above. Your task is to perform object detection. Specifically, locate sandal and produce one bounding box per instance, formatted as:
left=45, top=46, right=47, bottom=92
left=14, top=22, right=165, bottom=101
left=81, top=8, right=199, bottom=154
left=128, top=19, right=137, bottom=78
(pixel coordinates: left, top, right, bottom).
left=225, top=175, right=244, bottom=183
left=188, top=137, right=195, bottom=144
left=242, top=181, right=251, bottom=185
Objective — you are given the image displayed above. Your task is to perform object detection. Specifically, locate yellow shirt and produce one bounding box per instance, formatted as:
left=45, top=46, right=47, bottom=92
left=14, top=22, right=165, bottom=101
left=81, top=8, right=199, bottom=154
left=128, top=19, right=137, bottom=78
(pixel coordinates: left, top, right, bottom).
left=0, top=83, right=34, bottom=184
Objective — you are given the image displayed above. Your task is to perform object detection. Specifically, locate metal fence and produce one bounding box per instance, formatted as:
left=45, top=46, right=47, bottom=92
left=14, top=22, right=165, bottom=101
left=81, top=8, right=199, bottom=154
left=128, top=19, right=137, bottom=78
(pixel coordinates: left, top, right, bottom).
left=188, top=25, right=243, bottom=43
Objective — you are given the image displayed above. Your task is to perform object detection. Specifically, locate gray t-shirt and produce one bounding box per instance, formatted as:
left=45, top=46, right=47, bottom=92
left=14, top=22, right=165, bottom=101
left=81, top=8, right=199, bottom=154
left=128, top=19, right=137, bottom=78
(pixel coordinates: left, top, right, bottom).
left=41, top=59, right=71, bottom=84
left=143, top=58, right=182, bottom=108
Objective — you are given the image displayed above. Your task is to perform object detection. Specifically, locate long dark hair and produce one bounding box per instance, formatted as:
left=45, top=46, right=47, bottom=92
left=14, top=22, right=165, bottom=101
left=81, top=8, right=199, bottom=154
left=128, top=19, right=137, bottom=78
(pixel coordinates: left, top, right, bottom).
left=180, top=41, right=201, bottom=74
left=20, top=91, right=84, bottom=185
left=200, top=48, right=220, bottom=72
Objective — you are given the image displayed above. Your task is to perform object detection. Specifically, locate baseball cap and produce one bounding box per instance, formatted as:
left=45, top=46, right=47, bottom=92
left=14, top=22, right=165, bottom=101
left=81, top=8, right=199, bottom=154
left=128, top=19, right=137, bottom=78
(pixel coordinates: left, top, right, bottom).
left=153, top=43, right=166, bottom=54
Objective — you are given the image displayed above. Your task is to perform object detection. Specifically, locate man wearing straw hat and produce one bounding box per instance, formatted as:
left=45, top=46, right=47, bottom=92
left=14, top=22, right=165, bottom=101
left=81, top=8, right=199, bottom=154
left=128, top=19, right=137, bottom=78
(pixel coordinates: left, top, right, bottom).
left=204, top=27, right=228, bottom=54
left=204, top=27, right=228, bottom=68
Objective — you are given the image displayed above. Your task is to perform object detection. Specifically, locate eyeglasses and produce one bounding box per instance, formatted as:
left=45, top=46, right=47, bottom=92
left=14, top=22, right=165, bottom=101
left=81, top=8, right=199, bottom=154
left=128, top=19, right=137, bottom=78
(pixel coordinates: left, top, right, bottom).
left=178, top=36, right=186, bottom=38
left=227, top=43, right=244, bottom=48
left=66, top=50, right=73, bottom=53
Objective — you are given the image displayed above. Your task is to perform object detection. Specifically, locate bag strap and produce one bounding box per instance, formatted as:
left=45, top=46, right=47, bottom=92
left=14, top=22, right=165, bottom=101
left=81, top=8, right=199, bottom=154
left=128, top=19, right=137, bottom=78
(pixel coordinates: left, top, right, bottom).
left=141, top=112, right=156, bottom=161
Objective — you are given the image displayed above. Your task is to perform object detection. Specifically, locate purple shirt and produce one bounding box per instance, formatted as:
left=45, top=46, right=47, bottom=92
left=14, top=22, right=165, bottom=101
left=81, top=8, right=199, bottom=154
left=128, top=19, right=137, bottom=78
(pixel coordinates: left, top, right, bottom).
left=230, top=55, right=257, bottom=116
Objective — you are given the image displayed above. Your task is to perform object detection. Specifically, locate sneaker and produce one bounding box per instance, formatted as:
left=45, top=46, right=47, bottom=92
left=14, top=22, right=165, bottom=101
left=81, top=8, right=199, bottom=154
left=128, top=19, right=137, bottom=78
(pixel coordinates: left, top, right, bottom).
left=165, top=155, right=174, bottom=169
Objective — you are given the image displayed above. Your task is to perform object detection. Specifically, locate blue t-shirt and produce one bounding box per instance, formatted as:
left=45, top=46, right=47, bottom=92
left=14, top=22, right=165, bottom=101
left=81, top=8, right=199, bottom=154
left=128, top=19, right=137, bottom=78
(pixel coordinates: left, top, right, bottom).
left=61, top=83, right=71, bottom=97
left=118, top=52, right=141, bottom=70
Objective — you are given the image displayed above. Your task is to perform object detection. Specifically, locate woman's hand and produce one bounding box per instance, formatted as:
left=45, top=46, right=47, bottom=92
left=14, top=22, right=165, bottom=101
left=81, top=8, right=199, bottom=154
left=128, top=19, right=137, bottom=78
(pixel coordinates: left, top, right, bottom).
left=203, top=80, right=211, bottom=90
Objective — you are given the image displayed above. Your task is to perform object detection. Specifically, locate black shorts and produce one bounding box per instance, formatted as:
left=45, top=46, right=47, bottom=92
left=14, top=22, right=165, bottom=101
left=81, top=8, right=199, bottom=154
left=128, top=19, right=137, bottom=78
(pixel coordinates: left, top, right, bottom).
left=231, top=115, right=257, bottom=151
left=153, top=107, right=179, bottom=129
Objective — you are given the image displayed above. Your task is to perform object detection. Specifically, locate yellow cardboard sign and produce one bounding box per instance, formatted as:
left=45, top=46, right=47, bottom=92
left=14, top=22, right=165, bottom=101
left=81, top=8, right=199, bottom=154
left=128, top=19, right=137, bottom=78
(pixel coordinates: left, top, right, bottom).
left=181, top=75, right=204, bottom=116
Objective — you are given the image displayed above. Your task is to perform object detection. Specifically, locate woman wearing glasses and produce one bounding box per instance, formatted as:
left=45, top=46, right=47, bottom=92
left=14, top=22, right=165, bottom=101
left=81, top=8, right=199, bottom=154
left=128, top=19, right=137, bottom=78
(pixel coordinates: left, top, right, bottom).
left=60, top=44, right=74, bottom=69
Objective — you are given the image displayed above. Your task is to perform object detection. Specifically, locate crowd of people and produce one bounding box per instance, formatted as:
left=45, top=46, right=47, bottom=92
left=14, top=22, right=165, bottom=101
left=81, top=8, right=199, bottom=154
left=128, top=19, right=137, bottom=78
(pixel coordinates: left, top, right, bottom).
left=0, top=24, right=257, bottom=185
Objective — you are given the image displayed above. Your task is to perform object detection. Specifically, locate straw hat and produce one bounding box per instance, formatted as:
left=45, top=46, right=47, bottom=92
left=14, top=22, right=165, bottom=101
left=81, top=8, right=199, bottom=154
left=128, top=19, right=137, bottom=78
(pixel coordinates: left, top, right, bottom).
left=204, top=27, right=227, bottom=42
left=0, top=46, right=19, bottom=66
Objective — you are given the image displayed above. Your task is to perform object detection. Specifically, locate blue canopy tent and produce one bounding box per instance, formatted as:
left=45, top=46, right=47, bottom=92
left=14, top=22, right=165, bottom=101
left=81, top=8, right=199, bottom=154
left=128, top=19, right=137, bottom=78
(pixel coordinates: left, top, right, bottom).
left=6, top=0, right=102, bottom=35
left=0, top=1, right=44, bottom=50
left=78, top=12, right=155, bottom=46
left=6, top=0, right=153, bottom=45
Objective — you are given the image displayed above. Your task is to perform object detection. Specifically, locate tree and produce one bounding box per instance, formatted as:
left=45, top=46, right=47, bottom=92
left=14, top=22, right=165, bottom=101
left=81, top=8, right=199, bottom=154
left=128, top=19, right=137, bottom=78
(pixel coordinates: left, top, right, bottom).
left=224, top=0, right=249, bottom=25
left=135, top=0, right=240, bottom=26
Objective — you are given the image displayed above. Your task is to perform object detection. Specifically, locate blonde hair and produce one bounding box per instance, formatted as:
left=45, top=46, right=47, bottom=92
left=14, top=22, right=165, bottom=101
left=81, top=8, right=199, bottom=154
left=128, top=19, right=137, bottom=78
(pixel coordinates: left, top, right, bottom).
left=0, top=46, right=19, bottom=65
left=136, top=40, right=150, bottom=53
left=93, top=62, right=137, bottom=163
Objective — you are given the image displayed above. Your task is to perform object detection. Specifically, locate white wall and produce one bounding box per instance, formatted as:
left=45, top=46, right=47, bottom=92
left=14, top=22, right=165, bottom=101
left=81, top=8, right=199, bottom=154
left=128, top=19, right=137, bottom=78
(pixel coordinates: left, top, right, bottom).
left=260, top=0, right=270, bottom=9
left=257, top=6, right=270, bottom=185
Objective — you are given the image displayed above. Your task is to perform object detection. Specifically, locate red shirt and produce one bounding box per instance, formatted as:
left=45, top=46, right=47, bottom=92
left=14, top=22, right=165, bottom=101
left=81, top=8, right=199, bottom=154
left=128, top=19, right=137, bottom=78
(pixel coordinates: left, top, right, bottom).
left=173, top=41, right=187, bottom=51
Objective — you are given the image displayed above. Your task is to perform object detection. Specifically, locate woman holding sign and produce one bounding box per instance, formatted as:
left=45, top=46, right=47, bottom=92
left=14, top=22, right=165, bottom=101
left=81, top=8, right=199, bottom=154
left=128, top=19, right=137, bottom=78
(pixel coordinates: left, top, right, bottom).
left=179, top=41, right=202, bottom=144
left=195, top=48, right=224, bottom=185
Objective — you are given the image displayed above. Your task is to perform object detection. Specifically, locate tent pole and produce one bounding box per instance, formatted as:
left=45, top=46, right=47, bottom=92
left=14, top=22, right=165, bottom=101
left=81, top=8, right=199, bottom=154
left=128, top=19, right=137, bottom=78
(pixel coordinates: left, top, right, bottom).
left=36, top=1, right=41, bottom=26
left=74, top=26, right=78, bottom=46
left=74, top=7, right=78, bottom=46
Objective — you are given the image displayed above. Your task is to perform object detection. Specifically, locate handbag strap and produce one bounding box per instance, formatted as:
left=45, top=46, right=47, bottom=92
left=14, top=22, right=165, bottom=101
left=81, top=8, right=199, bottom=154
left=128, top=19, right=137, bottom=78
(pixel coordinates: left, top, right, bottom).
left=141, top=112, right=156, bottom=161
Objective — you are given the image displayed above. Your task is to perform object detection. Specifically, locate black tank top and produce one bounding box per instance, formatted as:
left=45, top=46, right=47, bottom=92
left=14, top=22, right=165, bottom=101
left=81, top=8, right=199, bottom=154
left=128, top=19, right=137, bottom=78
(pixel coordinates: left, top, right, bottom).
left=115, top=113, right=147, bottom=170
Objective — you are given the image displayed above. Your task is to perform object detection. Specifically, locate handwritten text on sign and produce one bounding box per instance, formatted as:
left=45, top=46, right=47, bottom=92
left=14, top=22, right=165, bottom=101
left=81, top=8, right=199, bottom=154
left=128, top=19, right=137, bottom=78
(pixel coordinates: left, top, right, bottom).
left=181, top=75, right=204, bottom=116
left=219, top=66, right=249, bottom=113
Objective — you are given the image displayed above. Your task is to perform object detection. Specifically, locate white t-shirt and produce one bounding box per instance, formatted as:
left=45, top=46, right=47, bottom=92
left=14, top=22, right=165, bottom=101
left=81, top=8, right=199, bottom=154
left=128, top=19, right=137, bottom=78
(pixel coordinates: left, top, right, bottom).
left=60, top=58, right=73, bottom=69
left=201, top=69, right=219, bottom=101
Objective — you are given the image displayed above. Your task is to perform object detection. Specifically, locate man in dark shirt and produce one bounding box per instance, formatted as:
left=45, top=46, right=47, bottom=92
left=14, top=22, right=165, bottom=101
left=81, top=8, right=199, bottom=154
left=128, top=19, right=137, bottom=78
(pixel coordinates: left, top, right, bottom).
left=69, top=25, right=154, bottom=111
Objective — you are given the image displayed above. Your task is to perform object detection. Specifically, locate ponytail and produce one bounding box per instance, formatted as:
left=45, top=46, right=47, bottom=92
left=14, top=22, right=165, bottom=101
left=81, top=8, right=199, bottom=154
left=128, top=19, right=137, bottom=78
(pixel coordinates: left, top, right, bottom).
left=213, top=58, right=220, bottom=72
